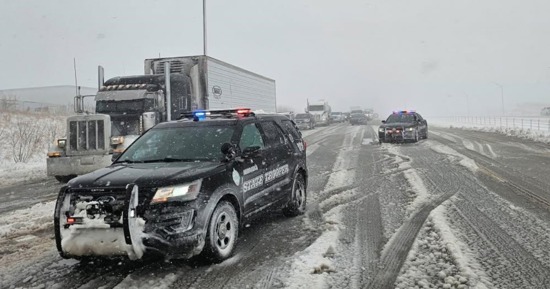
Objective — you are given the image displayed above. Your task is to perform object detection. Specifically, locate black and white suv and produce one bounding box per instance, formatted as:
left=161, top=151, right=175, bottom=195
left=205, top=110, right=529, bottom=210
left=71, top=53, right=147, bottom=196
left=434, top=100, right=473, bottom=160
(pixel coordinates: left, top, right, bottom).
left=54, top=108, right=308, bottom=262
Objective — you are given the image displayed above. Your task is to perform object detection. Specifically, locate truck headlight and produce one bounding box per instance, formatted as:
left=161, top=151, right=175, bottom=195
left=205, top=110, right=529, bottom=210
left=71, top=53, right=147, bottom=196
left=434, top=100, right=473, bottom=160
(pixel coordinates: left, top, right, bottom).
left=57, top=138, right=67, bottom=149
left=151, top=180, right=202, bottom=203
left=111, top=136, right=125, bottom=145
left=406, top=127, right=414, bottom=131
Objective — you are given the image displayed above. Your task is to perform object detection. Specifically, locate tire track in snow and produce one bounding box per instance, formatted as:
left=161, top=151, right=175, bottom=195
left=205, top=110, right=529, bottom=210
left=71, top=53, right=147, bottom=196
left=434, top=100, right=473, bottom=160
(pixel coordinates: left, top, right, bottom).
left=432, top=133, right=550, bottom=208
left=366, top=141, right=466, bottom=288
left=411, top=134, right=550, bottom=288
left=450, top=198, right=550, bottom=288
left=330, top=140, right=385, bottom=289
left=366, top=189, right=458, bottom=289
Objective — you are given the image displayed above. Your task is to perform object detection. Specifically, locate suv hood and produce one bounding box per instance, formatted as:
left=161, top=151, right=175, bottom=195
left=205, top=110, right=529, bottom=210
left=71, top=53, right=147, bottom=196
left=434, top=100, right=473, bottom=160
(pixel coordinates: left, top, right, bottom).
left=68, top=162, right=225, bottom=189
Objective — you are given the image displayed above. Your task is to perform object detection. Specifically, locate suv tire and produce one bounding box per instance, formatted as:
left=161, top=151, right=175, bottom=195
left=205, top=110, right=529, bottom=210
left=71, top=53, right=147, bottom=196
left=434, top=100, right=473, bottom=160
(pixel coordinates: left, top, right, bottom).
left=283, top=173, right=307, bottom=217
left=204, top=201, right=238, bottom=261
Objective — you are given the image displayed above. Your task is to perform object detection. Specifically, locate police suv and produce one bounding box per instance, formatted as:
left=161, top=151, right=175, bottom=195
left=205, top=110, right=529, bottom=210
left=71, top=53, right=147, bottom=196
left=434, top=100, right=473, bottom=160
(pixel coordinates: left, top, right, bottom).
left=378, top=111, right=428, bottom=143
left=54, top=109, right=308, bottom=261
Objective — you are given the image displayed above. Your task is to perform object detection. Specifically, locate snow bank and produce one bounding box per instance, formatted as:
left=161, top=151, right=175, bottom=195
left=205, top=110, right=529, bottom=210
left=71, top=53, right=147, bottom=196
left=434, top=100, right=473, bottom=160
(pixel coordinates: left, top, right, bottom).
left=0, top=201, right=54, bottom=237
left=428, top=141, right=479, bottom=173
left=395, top=203, right=493, bottom=289
left=430, top=118, right=550, bottom=144
left=280, top=206, right=342, bottom=289
left=0, top=201, right=58, bottom=288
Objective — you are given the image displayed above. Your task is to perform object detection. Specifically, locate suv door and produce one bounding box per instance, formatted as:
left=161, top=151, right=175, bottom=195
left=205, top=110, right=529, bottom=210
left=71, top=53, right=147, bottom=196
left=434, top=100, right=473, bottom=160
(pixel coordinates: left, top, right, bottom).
left=415, top=113, right=428, bottom=136
left=259, top=120, right=294, bottom=204
left=237, top=122, right=269, bottom=216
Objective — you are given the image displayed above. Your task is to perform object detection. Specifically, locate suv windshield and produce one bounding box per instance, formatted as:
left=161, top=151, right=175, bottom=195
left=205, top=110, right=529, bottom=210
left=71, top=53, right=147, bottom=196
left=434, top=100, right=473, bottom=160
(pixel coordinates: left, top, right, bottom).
left=385, top=114, right=415, bottom=123
left=117, top=126, right=235, bottom=163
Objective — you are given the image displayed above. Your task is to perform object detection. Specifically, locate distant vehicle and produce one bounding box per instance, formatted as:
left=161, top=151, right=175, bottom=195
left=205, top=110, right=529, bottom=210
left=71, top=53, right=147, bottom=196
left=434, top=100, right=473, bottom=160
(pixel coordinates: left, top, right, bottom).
left=343, top=112, right=350, bottom=121
left=54, top=109, right=308, bottom=262
left=378, top=111, right=428, bottom=143
left=541, top=107, right=550, bottom=116
left=307, top=100, right=331, bottom=126
left=349, top=111, right=368, bottom=125
left=331, top=112, right=344, bottom=123
left=295, top=113, right=316, bottom=130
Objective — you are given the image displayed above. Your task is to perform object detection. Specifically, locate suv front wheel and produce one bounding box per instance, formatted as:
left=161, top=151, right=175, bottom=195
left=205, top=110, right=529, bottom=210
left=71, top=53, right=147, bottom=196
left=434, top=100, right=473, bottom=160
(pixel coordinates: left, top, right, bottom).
left=283, top=173, right=307, bottom=217
left=204, top=201, right=238, bottom=261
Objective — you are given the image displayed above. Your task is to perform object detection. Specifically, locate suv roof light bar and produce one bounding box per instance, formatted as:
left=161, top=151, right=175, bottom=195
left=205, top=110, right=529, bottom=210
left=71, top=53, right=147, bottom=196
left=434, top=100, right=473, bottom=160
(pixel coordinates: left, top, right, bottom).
left=179, top=108, right=255, bottom=121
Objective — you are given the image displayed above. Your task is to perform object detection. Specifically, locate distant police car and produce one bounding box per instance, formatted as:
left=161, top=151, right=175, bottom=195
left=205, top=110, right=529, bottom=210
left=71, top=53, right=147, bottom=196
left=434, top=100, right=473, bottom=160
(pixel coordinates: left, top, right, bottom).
left=378, top=111, right=428, bottom=143
left=54, top=108, right=308, bottom=262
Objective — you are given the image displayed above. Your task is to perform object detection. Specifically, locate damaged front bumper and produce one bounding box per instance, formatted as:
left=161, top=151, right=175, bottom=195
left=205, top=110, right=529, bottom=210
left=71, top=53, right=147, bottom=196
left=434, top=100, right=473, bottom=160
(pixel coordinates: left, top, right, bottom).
left=54, top=184, right=207, bottom=260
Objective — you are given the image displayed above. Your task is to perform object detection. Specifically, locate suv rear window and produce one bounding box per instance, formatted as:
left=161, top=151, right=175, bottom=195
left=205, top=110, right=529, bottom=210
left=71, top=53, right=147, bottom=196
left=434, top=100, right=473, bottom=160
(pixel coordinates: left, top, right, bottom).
left=281, top=120, right=301, bottom=141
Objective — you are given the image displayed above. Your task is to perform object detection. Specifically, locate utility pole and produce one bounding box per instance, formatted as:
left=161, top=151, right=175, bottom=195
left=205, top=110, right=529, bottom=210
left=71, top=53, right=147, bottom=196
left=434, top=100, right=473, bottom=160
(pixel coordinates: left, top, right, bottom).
left=203, top=0, right=207, bottom=56
left=493, top=82, right=504, bottom=116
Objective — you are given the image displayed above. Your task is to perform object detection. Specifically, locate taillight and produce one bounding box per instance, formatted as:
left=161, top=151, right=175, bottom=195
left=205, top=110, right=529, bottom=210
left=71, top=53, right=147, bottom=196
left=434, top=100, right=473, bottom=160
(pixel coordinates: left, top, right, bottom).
left=303, top=140, right=307, bottom=150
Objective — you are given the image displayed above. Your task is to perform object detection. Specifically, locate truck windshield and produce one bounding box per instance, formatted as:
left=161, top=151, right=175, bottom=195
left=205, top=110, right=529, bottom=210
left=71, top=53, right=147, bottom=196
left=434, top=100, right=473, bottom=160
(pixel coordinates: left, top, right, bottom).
left=308, top=105, right=324, bottom=111
left=295, top=114, right=310, bottom=119
left=96, top=99, right=155, bottom=113
left=117, top=126, right=235, bottom=163
left=111, top=116, right=140, bottom=136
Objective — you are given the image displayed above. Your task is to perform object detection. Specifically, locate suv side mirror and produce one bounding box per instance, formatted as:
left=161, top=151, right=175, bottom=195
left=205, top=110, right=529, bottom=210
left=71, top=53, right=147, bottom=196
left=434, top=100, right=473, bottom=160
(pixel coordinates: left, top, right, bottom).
left=221, top=143, right=237, bottom=161
left=381, top=120, right=386, bottom=124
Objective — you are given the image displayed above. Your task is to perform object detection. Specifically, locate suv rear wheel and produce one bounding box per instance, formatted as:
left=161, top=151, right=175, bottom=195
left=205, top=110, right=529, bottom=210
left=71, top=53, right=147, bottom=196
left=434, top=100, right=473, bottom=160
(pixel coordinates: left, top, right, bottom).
left=283, top=173, right=307, bottom=217
left=204, top=201, right=238, bottom=261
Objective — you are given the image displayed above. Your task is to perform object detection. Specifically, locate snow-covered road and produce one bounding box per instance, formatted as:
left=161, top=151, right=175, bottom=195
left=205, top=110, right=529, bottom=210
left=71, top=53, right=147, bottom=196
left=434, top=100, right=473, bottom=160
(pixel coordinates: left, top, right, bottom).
left=1, top=123, right=550, bottom=289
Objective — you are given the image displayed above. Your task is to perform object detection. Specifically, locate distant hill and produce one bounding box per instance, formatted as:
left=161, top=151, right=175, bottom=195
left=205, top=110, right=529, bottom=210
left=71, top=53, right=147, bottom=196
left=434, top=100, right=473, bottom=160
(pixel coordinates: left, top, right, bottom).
left=0, top=85, right=97, bottom=106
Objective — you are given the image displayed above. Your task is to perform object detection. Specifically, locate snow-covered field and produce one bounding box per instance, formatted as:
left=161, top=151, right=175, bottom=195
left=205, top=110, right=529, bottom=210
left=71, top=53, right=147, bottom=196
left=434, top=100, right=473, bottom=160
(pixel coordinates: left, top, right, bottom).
left=0, top=111, right=65, bottom=186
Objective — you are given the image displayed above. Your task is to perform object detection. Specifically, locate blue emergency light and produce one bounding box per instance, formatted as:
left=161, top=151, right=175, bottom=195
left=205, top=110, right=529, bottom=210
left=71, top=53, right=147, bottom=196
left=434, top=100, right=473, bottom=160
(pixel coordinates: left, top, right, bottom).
left=193, top=110, right=208, bottom=121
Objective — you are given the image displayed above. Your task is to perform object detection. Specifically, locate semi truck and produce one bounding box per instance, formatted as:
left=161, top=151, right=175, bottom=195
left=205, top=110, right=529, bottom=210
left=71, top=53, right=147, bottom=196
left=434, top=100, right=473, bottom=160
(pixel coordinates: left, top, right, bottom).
left=47, top=55, right=277, bottom=182
left=307, top=100, right=331, bottom=126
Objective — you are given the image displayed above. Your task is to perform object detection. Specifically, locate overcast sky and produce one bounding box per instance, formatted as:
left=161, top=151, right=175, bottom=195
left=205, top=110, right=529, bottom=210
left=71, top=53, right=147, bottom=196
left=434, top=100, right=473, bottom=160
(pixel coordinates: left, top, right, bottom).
left=1, top=0, right=550, bottom=116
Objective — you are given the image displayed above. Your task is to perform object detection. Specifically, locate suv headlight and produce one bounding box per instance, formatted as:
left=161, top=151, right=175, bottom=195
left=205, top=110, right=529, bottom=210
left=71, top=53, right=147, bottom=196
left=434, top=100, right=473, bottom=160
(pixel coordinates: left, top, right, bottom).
left=151, top=180, right=202, bottom=203
left=378, top=128, right=385, bottom=132
left=406, top=127, right=415, bottom=131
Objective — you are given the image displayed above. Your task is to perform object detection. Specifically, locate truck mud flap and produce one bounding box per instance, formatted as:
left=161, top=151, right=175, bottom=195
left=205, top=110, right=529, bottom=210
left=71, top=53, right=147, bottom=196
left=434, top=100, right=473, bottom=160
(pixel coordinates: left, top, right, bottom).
left=54, top=187, right=71, bottom=257
left=123, top=184, right=145, bottom=259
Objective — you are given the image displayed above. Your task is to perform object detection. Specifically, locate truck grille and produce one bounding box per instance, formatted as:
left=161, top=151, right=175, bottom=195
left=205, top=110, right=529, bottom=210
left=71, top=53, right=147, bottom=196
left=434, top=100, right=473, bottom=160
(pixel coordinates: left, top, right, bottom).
left=69, top=119, right=106, bottom=151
